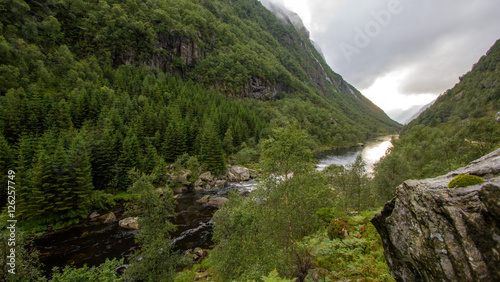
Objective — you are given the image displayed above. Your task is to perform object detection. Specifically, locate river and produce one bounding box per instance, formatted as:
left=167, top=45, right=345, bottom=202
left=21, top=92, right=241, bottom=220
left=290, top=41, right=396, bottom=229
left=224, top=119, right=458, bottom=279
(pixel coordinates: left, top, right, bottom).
left=35, top=136, right=394, bottom=275
left=316, top=135, right=394, bottom=176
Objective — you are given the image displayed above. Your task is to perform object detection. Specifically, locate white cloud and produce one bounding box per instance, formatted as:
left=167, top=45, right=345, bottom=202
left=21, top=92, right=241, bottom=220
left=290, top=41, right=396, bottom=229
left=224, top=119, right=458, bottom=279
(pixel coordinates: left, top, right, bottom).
left=265, top=0, right=500, bottom=114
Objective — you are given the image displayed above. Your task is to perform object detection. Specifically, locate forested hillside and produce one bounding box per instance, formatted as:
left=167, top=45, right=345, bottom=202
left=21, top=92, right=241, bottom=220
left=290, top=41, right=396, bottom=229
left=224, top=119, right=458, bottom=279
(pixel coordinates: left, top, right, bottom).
left=0, top=0, right=399, bottom=227
left=373, top=39, right=500, bottom=204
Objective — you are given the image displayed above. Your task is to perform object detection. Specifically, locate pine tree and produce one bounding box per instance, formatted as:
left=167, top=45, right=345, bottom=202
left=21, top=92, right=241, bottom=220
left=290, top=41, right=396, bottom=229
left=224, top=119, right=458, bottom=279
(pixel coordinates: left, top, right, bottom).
left=162, top=120, right=187, bottom=162
left=200, top=120, right=226, bottom=174
left=66, top=132, right=93, bottom=214
left=223, top=128, right=234, bottom=154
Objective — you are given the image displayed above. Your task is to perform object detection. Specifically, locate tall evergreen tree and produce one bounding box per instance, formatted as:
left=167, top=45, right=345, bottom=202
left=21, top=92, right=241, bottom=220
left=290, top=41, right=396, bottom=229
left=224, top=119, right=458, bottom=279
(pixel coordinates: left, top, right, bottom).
left=199, top=119, right=226, bottom=174
left=66, top=131, right=94, bottom=214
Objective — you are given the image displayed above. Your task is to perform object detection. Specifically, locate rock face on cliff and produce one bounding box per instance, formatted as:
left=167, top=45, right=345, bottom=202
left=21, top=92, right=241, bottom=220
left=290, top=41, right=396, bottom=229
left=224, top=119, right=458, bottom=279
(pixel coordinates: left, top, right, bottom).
left=372, top=149, right=500, bottom=281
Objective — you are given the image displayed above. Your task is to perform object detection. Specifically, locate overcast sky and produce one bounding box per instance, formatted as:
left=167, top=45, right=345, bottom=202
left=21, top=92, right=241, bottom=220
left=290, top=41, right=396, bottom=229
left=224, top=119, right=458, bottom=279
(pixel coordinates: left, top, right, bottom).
left=265, top=0, right=500, bottom=122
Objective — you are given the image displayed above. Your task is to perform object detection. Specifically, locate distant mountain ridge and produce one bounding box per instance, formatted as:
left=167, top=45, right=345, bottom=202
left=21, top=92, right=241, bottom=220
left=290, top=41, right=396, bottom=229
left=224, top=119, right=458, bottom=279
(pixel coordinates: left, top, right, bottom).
left=387, top=99, right=436, bottom=124
left=372, top=38, right=500, bottom=205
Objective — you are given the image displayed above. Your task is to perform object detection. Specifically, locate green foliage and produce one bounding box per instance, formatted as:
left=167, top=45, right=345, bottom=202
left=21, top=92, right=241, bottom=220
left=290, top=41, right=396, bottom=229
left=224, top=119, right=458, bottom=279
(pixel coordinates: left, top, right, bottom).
left=261, top=270, right=295, bottom=282
left=0, top=0, right=399, bottom=231
left=50, top=258, right=123, bottom=282
left=200, top=120, right=226, bottom=175
left=113, top=190, right=138, bottom=202
left=233, top=145, right=259, bottom=165
left=174, top=258, right=212, bottom=282
left=211, top=125, right=334, bottom=280
left=123, top=174, right=178, bottom=281
left=302, top=212, right=394, bottom=281
left=0, top=231, right=45, bottom=281
left=327, top=218, right=352, bottom=240
left=315, top=207, right=343, bottom=224
left=260, top=124, right=315, bottom=176
left=447, top=174, right=484, bottom=188
left=88, top=190, right=116, bottom=211
left=324, top=155, right=372, bottom=214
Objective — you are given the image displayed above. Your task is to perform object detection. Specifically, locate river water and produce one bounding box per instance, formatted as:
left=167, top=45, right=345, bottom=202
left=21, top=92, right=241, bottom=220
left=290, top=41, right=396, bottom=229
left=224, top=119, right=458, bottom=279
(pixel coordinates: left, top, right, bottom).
left=316, top=135, right=394, bottom=176
left=35, top=136, right=394, bottom=275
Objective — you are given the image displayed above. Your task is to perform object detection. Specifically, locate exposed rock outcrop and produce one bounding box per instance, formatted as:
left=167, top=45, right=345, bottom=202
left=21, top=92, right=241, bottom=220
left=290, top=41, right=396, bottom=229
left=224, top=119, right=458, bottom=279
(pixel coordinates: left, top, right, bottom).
left=241, top=76, right=289, bottom=100
left=372, top=149, right=500, bottom=281
left=227, top=166, right=251, bottom=182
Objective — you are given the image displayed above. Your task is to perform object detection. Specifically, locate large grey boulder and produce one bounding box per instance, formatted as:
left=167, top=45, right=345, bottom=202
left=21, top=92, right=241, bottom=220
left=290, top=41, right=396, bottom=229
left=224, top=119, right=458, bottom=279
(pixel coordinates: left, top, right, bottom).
left=119, top=217, right=140, bottom=230
left=227, top=166, right=251, bottom=182
left=199, top=171, right=213, bottom=182
left=372, top=149, right=500, bottom=281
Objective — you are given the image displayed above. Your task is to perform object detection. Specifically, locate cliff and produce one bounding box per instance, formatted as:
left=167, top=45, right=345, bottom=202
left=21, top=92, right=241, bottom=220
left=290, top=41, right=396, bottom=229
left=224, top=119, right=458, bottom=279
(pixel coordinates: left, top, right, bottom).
left=372, top=149, right=500, bottom=281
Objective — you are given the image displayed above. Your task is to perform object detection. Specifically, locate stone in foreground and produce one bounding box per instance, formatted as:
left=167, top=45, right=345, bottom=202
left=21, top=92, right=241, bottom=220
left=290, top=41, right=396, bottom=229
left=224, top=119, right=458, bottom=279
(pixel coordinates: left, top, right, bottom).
left=372, top=149, right=500, bottom=281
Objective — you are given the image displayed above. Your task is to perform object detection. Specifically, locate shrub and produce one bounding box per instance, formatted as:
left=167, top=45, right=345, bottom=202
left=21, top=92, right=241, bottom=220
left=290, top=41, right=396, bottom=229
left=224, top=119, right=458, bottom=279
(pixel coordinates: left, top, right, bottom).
left=50, top=258, right=123, bottom=281
left=89, top=190, right=116, bottom=211
left=327, top=218, right=352, bottom=240
left=234, top=146, right=259, bottom=164
left=447, top=174, right=484, bottom=188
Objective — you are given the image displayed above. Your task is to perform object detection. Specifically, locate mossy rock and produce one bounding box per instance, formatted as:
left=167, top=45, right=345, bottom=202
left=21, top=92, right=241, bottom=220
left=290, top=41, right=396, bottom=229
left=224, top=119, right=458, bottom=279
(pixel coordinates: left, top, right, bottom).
left=448, top=174, right=484, bottom=188
left=327, top=217, right=352, bottom=240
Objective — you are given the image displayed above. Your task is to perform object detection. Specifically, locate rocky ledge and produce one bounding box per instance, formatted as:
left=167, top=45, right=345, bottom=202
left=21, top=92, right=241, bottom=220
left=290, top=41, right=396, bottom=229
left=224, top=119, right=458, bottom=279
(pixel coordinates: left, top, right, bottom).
left=372, top=149, right=500, bottom=281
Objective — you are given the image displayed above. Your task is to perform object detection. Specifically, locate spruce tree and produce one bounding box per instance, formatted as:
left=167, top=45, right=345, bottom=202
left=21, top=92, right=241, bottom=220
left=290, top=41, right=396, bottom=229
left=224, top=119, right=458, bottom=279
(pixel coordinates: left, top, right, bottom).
left=66, top=132, right=93, bottom=215
left=200, top=119, right=226, bottom=174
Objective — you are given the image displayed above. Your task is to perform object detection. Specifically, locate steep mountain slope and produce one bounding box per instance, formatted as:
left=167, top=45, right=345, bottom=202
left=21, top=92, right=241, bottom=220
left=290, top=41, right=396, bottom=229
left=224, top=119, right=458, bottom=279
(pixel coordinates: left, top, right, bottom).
left=0, top=0, right=399, bottom=220
left=373, top=39, right=500, bottom=204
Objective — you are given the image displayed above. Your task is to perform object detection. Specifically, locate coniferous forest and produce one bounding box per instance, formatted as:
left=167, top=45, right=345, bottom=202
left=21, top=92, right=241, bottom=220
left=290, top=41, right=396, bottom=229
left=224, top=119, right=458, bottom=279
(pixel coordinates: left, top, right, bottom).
left=0, top=0, right=499, bottom=281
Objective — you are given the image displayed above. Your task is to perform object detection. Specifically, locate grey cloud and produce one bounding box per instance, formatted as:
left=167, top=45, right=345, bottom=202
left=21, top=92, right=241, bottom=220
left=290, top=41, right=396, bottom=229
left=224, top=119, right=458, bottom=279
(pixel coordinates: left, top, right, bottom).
left=303, top=0, right=500, bottom=94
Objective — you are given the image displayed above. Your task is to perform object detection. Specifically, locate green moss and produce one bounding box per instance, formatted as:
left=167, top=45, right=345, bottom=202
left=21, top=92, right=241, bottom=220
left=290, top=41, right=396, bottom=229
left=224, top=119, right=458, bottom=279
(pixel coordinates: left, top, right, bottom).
left=327, top=217, right=352, bottom=240
left=447, top=174, right=484, bottom=188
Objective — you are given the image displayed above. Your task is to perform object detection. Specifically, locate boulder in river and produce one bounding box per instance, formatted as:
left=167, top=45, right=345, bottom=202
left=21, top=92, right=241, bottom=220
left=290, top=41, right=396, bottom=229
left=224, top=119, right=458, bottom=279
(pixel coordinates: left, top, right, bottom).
left=172, top=186, right=188, bottom=194
left=89, top=211, right=99, bottom=219
left=227, top=166, right=251, bottom=182
left=172, top=170, right=191, bottom=183
left=194, top=179, right=203, bottom=187
left=199, top=171, right=213, bottom=182
left=103, top=212, right=117, bottom=223
left=196, top=195, right=210, bottom=203
left=215, top=180, right=227, bottom=188
left=119, top=217, right=140, bottom=230
left=209, top=197, right=228, bottom=207
left=371, top=149, right=500, bottom=281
